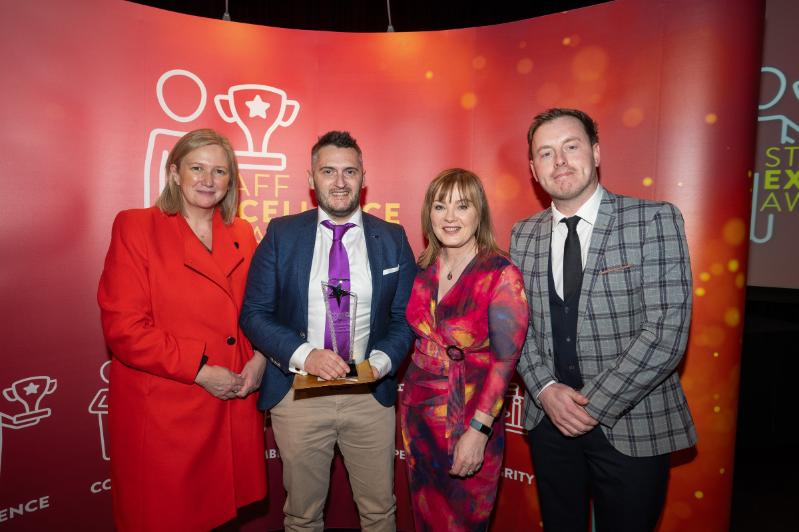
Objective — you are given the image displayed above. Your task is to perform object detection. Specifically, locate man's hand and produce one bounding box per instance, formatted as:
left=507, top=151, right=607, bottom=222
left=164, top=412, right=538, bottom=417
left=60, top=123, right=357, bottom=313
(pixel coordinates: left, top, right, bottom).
left=195, top=364, right=244, bottom=400
left=539, top=383, right=598, bottom=437
left=304, top=349, right=350, bottom=380
left=236, top=350, right=266, bottom=398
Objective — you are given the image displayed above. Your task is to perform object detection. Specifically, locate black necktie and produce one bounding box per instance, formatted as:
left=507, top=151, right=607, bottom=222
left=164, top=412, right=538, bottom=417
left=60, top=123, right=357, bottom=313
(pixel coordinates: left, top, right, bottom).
left=562, top=216, right=582, bottom=300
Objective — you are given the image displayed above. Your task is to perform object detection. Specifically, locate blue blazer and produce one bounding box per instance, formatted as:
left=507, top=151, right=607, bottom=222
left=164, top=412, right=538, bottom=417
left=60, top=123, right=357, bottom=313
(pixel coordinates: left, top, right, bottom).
left=241, top=208, right=416, bottom=411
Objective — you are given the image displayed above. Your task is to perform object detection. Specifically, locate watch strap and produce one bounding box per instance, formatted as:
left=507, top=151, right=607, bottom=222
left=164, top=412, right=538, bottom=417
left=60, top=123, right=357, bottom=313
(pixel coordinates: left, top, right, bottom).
left=469, top=417, right=493, bottom=437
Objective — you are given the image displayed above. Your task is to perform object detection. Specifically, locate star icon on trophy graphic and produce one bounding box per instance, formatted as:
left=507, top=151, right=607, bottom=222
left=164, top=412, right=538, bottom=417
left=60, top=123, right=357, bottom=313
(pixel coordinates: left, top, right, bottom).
left=245, top=94, right=270, bottom=118
left=214, top=84, right=300, bottom=171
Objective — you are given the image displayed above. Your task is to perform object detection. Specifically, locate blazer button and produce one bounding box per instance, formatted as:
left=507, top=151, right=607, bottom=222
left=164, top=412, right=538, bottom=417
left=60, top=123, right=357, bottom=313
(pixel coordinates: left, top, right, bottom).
left=226, top=336, right=236, bottom=345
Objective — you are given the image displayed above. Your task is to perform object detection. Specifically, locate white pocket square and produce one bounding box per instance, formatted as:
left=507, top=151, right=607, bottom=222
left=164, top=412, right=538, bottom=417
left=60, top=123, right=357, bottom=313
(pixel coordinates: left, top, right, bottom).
left=383, top=265, right=400, bottom=275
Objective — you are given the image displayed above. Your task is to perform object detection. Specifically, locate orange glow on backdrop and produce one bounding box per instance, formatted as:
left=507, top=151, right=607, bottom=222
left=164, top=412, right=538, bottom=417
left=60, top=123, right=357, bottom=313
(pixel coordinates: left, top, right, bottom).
left=0, top=0, right=763, bottom=530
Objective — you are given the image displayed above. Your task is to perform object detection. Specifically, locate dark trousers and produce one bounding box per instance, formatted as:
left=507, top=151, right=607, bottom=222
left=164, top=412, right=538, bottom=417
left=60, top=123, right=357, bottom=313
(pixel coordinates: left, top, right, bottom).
left=529, top=416, right=670, bottom=532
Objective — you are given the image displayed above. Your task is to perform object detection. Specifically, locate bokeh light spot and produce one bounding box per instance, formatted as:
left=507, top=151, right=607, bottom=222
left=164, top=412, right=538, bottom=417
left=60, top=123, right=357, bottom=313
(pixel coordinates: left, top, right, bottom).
left=705, top=113, right=718, bottom=124
left=425, top=70, right=434, bottom=80
left=642, top=176, right=653, bottom=187
left=735, top=273, right=746, bottom=288
left=695, top=326, right=725, bottom=347
left=517, top=58, right=534, bottom=74
left=695, top=287, right=706, bottom=297
left=493, top=174, right=522, bottom=201
left=562, top=37, right=572, bottom=46
left=460, top=92, right=478, bottom=110
left=727, top=259, right=740, bottom=272
left=694, top=490, right=704, bottom=499
left=710, top=263, right=724, bottom=275
left=722, top=218, right=746, bottom=245
left=623, top=107, right=644, bottom=127
left=713, top=351, right=720, bottom=358
left=724, top=307, right=740, bottom=327
left=572, top=45, right=609, bottom=82
left=699, top=272, right=711, bottom=282
left=713, top=406, right=721, bottom=413
left=720, top=468, right=726, bottom=474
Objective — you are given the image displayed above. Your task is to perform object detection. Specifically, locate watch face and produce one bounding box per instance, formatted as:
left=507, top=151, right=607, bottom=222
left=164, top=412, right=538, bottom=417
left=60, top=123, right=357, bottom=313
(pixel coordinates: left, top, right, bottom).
left=470, top=418, right=491, bottom=436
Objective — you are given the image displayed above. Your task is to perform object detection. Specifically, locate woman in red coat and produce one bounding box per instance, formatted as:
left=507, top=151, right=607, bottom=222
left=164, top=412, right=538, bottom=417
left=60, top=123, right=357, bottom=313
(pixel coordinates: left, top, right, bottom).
left=98, top=129, right=267, bottom=531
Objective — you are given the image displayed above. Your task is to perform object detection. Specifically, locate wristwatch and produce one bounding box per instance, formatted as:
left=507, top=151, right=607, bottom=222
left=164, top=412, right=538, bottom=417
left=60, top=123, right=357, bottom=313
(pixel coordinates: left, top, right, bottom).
left=469, top=418, right=493, bottom=437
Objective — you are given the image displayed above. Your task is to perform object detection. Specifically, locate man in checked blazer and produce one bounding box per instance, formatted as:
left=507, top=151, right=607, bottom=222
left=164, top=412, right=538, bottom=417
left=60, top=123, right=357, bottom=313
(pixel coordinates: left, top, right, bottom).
left=510, top=108, right=696, bottom=532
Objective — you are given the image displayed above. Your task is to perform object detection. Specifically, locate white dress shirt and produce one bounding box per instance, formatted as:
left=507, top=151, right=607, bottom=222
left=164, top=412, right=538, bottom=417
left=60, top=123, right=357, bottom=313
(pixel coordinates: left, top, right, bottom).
left=288, top=208, right=392, bottom=378
left=549, top=184, right=604, bottom=299
left=538, top=184, right=604, bottom=398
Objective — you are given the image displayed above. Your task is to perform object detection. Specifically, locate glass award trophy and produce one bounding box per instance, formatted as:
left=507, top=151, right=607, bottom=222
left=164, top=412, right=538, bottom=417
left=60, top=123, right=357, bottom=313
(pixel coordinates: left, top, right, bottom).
left=321, top=280, right=358, bottom=379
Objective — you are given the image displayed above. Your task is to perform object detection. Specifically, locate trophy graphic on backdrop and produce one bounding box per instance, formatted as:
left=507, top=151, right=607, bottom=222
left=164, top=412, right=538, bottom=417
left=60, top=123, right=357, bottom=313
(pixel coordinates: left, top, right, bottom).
left=1, top=376, right=57, bottom=475
left=143, top=70, right=302, bottom=206
left=3, top=376, right=57, bottom=426
left=214, top=84, right=300, bottom=171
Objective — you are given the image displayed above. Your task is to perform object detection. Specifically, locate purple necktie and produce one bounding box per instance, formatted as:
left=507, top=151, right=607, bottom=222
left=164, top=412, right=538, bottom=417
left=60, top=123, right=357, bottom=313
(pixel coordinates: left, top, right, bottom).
left=322, top=220, right=356, bottom=361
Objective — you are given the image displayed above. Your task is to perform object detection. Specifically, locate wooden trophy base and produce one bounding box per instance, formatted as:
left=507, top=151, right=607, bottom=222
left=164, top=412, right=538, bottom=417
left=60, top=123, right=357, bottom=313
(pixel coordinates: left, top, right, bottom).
left=292, top=360, right=376, bottom=390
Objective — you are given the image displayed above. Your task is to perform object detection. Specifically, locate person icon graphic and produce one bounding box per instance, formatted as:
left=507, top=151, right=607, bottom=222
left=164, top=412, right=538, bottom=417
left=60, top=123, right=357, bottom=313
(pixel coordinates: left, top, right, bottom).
left=88, top=361, right=110, bottom=461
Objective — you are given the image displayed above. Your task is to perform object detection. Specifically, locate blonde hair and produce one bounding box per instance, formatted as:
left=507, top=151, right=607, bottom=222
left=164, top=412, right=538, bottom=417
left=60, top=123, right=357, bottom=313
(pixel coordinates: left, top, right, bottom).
left=155, top=129, right=239, bottom=224
left=418, top=168, right=501, bottom=269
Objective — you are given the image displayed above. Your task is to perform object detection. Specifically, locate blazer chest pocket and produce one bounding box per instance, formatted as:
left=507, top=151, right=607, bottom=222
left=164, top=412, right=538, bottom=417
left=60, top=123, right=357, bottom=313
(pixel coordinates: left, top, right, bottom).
left=595, top=264, right=642, bottom=315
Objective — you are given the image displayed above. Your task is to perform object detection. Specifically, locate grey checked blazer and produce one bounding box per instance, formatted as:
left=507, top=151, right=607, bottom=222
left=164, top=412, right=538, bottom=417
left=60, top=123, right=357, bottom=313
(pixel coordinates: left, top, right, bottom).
left=510, top=189, right=696, bottom=457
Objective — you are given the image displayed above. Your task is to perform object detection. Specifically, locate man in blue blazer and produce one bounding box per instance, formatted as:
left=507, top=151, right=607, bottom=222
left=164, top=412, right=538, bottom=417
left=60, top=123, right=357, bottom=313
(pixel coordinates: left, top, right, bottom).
left=241, top=131, right=415, bottom=532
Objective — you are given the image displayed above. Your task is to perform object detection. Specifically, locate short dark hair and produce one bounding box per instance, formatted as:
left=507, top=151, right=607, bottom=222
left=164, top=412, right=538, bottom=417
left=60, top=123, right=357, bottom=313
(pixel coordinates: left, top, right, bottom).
left=527, top=108, right=599, bottom=159
left=311, top=130, right=363, bottom=167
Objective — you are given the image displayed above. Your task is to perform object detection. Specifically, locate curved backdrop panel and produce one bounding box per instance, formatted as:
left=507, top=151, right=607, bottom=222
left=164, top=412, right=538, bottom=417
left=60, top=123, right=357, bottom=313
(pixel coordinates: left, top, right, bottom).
left=0, top=0, right=761, bottom=530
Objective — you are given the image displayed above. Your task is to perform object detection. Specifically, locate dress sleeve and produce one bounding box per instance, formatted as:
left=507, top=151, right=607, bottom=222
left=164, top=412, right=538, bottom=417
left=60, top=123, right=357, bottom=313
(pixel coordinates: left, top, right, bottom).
left=474, top=264, right=529, bottom=418
left=97, top=211, right=205, bottom=384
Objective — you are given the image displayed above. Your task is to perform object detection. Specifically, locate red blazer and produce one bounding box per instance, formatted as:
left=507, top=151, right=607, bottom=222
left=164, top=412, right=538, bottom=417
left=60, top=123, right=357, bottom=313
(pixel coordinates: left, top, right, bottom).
left=98, top=207, right=266, bottom=531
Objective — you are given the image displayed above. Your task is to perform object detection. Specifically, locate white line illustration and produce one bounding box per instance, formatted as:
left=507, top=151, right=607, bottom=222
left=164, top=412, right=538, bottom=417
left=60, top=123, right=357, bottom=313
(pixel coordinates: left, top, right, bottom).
left=88, top=361, right=111, bottom=461
left=144, top=69, right=301, bottom=206
left=504, top=382, right=527, bottom=435
left=1, top=376, right=57, bottom=475
left=214, top=83, right=300, bottom=170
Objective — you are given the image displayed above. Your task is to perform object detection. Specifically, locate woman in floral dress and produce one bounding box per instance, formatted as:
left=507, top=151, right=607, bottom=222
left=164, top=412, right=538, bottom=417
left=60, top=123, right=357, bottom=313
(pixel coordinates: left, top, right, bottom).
left=401, top=168, right=528, bottom=531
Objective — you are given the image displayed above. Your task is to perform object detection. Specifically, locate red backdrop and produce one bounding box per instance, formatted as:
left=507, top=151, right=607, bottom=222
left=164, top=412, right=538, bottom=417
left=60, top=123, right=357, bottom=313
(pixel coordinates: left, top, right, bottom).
left=0, top=0, right=762, bottom=529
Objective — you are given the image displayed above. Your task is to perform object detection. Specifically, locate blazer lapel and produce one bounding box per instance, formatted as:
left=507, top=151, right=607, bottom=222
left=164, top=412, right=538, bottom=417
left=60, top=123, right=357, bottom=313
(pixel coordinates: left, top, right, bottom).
left=578, top=191, right=617, bottom=324
left=362, top=214, right=383, bottom=331
left=180, top=211, right=241, bottom=299
left=210, top=213, right=244, bottom=280
left=534, top=210, right=555, bottom=355
left=294, top=209, right=319, bottom=323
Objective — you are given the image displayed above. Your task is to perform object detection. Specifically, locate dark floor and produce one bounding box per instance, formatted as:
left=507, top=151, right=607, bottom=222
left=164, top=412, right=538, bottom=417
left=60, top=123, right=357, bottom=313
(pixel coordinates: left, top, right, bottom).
left=730, top=444, right=799, bottom=531
left=730, top=288, right=799, bottom=531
